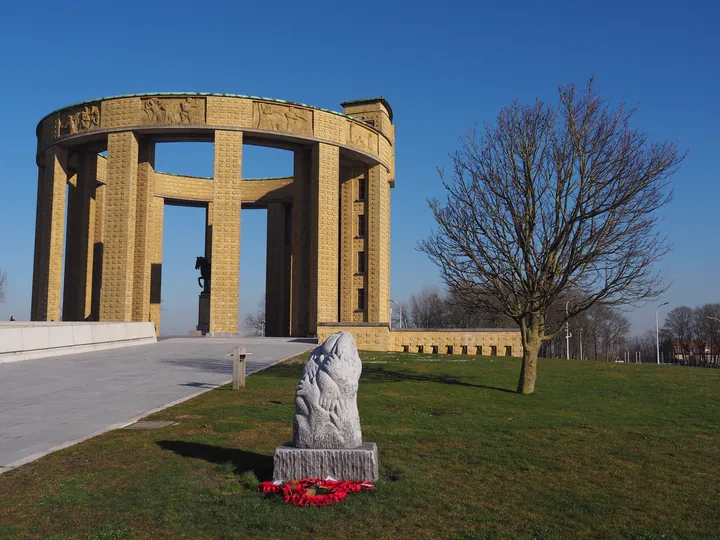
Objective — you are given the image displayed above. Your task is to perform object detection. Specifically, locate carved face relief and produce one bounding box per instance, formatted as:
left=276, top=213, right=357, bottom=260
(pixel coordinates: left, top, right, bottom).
left=253, top=102, right=312, bottom=136
left=140, top=97, right=206, bottom=124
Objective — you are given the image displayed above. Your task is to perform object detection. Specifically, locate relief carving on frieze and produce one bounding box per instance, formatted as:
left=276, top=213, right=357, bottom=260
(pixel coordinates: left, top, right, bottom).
left=253, top=102, right=312, bottom=136
left=350, top=122, right=377, bottom=154
left=53, top=104, right=101, bottom=139
left=140, top=97, right=206, bottom=124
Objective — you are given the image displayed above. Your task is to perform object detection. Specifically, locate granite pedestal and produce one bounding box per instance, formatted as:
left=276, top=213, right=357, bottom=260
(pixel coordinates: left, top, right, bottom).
left=273, top=442, right=378, bottom=481
left=197, top=292, right=210, bottom=334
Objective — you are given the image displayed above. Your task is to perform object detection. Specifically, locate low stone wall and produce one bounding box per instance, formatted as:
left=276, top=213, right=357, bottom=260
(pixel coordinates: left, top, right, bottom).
left=0, top=322, right=157, bottom=363
left=317, top=323, right=522, bottom=356
left=317, top=323, right=391, bottom=352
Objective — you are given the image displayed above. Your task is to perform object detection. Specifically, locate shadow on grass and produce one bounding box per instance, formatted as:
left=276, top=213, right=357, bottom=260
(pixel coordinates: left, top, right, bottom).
left=157, top=441, right=274, bottom=480
left=361, top=365, right=517, bottom=394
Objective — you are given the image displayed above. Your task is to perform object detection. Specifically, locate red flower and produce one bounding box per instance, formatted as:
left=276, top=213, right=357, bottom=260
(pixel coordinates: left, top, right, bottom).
left=259, top=478, right=374, bottom=506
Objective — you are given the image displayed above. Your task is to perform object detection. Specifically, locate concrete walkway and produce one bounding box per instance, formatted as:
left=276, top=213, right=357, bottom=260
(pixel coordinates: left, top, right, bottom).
left=0, top=337, right=314, bottom=473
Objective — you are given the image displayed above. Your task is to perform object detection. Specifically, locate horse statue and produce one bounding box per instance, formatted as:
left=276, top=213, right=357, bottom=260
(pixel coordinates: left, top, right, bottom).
left=195, top=256, right=211, bottom=293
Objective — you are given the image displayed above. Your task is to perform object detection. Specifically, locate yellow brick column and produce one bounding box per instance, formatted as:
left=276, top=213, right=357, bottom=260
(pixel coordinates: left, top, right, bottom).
left=100, top=132, right=139, bottom=322
left=308, top=143, right=340, bottom=333
left=62, top=153, right=97, bottom=321
left=291, top=149, right=311, bottom=337
left=205, top=203, right=213, bottom=261
left=367, top=164, right=391, bottom=322
left=32, top=146, right=68, bottom=321
left=148, top=196, right=164, bottom=334
left=31, top=166, right=45, bottom=320
left=61, top=169, right=80, bottom=320
left=209, top=130, right=243, bottom=334
left=339, top=167, right=359, bottom=322
left=90, top=174, right=106, bottom=321
left=132, top=140, right=156, bottom=322
left=265, top=202, right=291, bottom=336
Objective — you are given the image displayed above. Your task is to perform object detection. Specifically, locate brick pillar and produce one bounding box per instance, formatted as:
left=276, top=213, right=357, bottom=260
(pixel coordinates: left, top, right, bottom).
left=367, top=164, right=391, bottom=322
left=90, top=175, right=106, bottom=321
left=339, top=167, right=358, bottom=322
left=309, top=143, right=340, bottom=332
left=100, top=132, right=139, bottom=321
left=205, top=203, right=213, bottom=261
left=31, top=166, right=45, bottom=319
left=62, top=153, right=97, bottom=321
left=132, top=140, right=156, bottom=322
left=265, top=202, right=291, bottom=336
left=209, top=130, right=242, bottom=334
left=148, top=196, right=164, bottom=334
left=291, top=149, right=311, bottom=337
left=32, top=145, right=68, bottom=321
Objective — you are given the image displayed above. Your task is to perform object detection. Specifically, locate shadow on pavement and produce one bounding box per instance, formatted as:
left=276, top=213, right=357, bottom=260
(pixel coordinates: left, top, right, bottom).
left=160, top=358, right=232, bottom=374
left=157, top=440, right=274, bottom=480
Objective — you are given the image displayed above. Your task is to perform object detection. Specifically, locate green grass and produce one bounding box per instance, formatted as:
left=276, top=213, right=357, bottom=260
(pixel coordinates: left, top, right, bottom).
left=0, top=353, right=718, bottom=539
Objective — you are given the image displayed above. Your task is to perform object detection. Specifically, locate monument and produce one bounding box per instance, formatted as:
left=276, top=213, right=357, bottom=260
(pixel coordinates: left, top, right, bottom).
left=273, top=331, right=378, bottom=481
left=30, top=92, right=522, bottom=357
left=30, top=93, right=395, bottom=339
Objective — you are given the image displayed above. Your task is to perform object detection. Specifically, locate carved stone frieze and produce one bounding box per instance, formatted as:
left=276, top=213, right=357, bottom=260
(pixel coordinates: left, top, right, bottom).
left=349, top=122, right=377, bottom=154
left=140, top=97, right=206, bottom=124
left=53, top=104, right=101, bottom=139
left=253, top=102, right=312, bottom=136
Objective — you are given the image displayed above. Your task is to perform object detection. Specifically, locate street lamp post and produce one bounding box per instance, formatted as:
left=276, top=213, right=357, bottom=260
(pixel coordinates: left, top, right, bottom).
left=565, top=300, right=572, bottom=360
left=579, top=326, right=583, bottom=361
left=656, top=301, right=669, bottom=365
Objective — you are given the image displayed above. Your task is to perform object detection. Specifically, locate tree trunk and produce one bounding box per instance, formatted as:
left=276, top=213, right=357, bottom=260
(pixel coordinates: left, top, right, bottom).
left=517, top=343, right=539, bottom=394
left=517, top=313, right=542, bottom=394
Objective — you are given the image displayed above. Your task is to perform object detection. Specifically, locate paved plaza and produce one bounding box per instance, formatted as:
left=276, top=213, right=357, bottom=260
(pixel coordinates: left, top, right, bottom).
left=0, top=337, right=314, bottom=473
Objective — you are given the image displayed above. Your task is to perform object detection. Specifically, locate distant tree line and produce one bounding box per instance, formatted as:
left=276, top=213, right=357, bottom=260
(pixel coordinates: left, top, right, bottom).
left=659, top=304, right=720, bottom=367
left=396, top=286, right=635, bottom=362
left=395, top=287, right=719, bottom=368
left=392, top=286, right=515, bottom=330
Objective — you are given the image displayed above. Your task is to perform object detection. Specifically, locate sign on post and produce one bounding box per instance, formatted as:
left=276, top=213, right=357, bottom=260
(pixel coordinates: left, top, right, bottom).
left=233, top=347, right=248, bottom=390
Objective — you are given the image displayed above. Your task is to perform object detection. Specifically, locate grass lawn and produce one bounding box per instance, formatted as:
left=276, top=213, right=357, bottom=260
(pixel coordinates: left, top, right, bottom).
left=0, top=353, right=718, bottom=539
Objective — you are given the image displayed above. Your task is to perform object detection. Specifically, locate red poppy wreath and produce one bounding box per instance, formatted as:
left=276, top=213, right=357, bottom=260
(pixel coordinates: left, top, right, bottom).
left=259, top=478, right=374, bottom=506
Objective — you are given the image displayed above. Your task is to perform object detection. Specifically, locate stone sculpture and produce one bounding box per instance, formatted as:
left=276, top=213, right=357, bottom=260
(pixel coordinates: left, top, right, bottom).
left=293, top=331, right=363, bottom=449
left=195, top=256, right=211, bottom=293
left=273, top=331, right=378, bottom=480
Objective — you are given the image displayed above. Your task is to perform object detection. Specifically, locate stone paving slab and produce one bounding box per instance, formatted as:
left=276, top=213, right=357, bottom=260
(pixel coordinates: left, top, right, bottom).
left=0, top=337, right=314, bottom=472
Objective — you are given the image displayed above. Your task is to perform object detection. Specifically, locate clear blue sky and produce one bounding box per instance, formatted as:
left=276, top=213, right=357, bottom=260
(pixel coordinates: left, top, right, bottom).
left=0, top=0, right=717, bottom=335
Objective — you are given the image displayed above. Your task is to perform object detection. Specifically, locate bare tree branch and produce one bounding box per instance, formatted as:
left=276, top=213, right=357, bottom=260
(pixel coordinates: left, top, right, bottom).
left=419, top=79, right=684, bottom=394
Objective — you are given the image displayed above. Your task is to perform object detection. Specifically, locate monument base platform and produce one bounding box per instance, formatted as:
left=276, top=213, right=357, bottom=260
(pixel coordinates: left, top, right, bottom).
left=0, top=322, right=157, bottom=364
left=273, top=442, right=378, bottom=481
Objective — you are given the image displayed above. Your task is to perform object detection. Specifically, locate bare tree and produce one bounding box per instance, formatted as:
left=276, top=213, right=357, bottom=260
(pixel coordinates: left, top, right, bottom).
left=420, top=79, right=683, bottom=394
left=663, top=306, right=694, bottom=363
left=243, top=297, right=266, bottom=337
left=391, top=299, right=410, bottom=329
left=0, top=269, right=6, bottom=304
left=693, top=304, right=720, bottom=366
left=408, top=286, right=446, bottom=328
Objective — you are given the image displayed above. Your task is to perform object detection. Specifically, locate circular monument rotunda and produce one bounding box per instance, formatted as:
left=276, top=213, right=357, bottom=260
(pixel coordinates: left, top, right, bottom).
left=31, top=93, right=395, bottom=336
